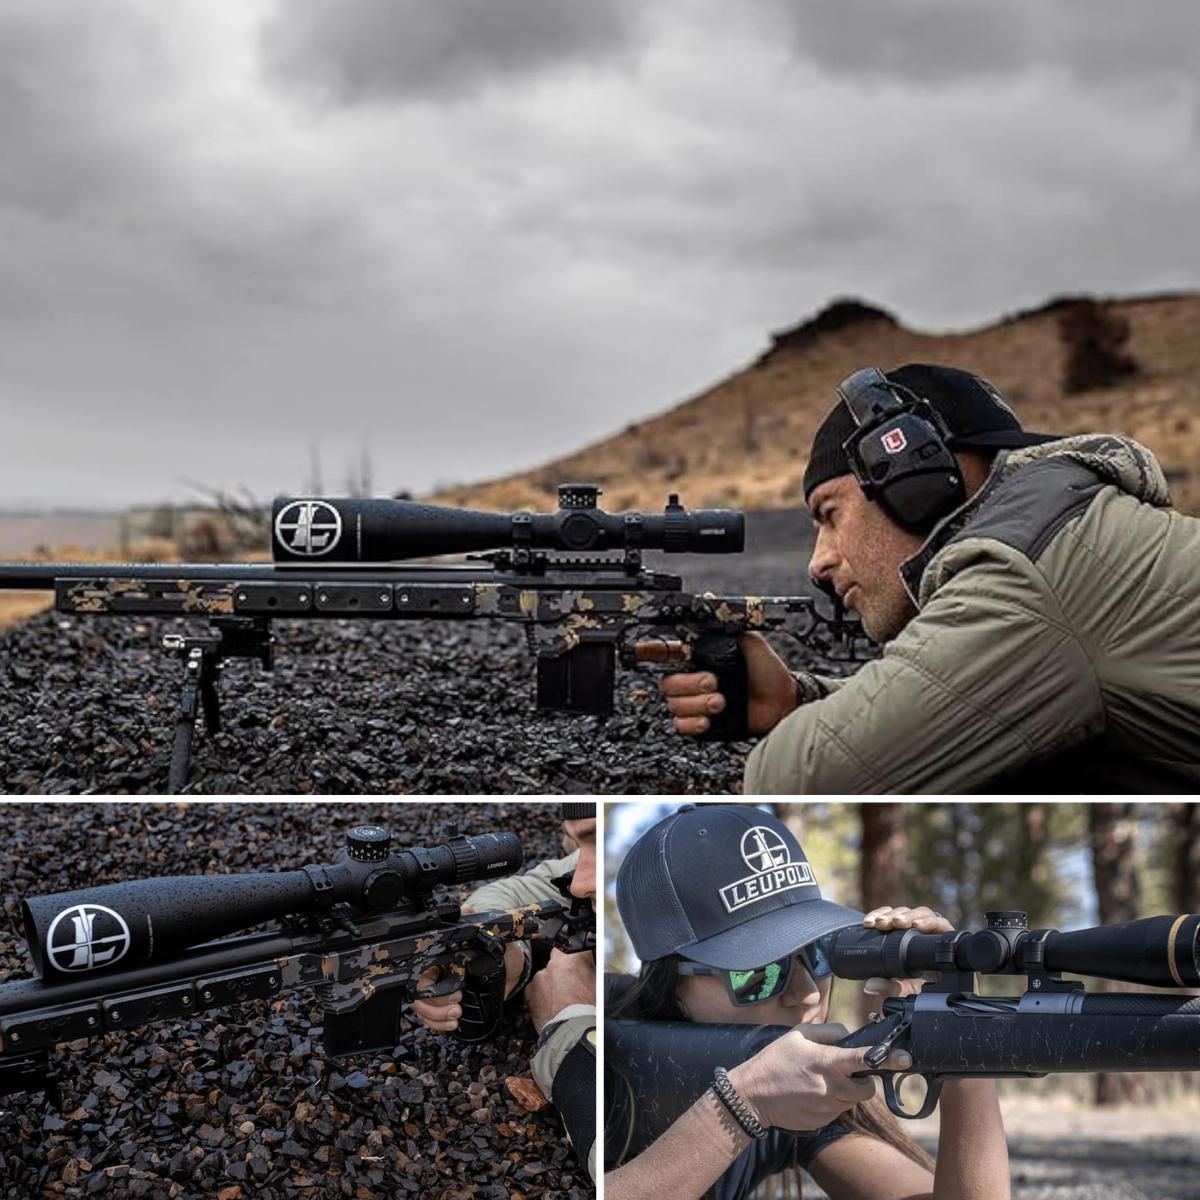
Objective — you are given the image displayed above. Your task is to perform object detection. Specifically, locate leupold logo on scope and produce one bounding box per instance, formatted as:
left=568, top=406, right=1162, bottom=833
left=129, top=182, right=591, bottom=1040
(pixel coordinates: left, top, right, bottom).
left=275, top=500, right=343, bottom=557
left=46, top=904, right=132, bottom=972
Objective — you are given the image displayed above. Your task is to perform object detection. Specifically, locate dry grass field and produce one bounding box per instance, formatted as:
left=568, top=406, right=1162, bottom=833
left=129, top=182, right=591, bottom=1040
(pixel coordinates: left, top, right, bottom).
left=432, top=292, right=1200, bottom=516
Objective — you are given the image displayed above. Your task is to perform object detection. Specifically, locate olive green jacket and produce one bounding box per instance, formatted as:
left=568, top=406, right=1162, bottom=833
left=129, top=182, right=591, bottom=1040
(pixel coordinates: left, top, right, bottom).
left=745, top=436, right=1200, bottom=794
left=468, top=851, right=596, bottom=1182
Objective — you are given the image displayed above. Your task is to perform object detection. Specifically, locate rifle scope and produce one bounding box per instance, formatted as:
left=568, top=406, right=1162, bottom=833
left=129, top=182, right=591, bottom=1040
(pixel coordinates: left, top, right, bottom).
left=270, top=484, right=744, bottom=563
left=22, top=825, right=522, bottom=983
left=825, top=912, right=1200, bottom=989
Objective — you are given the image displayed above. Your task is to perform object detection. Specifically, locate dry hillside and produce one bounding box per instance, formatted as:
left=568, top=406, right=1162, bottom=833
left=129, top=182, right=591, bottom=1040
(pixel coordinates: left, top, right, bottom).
left=432, top=292, right=1200, bottom=515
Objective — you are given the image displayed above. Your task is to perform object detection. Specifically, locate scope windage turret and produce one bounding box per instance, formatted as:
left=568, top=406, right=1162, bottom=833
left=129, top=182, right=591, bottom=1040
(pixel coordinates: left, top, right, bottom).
left=270, top=485, right=745, bottom=563
left=22, top=827, right=524, bottom=982
left=825, top=913, right=1200, bottom=990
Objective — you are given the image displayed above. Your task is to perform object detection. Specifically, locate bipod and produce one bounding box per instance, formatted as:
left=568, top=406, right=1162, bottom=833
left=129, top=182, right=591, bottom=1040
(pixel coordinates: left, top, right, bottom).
left=162, top=616, right=274, bottom=793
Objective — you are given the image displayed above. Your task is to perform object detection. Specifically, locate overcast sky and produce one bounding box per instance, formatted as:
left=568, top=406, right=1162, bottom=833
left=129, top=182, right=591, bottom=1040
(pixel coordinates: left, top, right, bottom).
left=2, top=0, right=1197, bottom=508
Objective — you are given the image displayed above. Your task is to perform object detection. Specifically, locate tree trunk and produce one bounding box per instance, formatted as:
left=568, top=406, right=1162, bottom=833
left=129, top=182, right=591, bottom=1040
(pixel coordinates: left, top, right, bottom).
left=1021, top=803, right=1048, bottom=885
left=773, top=803, right=806, bottom=848
left=1090, top=803, right=1143, bottom=1105
left=858, top=803, right=906, bottom=1027
left=1173, top=803, right=1200, bottom=914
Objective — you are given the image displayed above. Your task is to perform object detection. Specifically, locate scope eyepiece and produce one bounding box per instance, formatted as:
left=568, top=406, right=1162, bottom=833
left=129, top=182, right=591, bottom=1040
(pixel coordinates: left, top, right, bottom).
left=392, top=831, right=523, bottom=895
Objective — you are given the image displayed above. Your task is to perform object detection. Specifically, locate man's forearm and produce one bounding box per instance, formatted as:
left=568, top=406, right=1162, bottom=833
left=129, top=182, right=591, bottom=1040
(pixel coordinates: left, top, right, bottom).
left=605, top=1087, right=750, bottom=1200
left=932, top=1079, right=1010, bottom=1200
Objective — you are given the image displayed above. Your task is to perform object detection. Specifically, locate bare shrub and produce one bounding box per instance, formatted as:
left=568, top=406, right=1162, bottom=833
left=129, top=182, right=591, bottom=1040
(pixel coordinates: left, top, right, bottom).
left=1059, top=300, right=1139, bottom=394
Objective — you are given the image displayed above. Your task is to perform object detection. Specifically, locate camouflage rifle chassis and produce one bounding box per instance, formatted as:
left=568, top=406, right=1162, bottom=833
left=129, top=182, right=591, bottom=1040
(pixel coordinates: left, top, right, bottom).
left=0, top=822, right=595, bottom=1105
left=0, top=485, right=861, bottom=791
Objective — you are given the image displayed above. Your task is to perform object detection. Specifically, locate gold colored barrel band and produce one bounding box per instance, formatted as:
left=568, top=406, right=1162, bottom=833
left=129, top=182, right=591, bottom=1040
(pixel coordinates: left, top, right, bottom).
left=1166, top=914, right=1189, bottom=988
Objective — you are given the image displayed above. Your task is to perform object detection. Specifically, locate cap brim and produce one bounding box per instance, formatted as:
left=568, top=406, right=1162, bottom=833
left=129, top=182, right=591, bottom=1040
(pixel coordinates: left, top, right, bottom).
left=679, top=899, right=866, bottom=970
left=953, top=429, right=1062, bottom=450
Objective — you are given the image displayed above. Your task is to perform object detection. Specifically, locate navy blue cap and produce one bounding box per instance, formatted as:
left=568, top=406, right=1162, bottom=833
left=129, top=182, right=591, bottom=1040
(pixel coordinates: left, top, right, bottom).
left=616, top=804, right=864, bottom=969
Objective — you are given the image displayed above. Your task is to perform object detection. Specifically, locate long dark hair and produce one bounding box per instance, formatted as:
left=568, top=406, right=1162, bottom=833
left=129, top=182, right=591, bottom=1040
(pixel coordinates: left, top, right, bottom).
left=604, top=954, right=935, bottom=1193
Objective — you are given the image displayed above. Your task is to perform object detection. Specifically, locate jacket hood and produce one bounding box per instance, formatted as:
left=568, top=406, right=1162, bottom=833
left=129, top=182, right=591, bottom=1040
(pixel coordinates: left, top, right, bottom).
left=998, top=434, right=1171, bottom=507
left=900, top=434, right=1172, bottom=606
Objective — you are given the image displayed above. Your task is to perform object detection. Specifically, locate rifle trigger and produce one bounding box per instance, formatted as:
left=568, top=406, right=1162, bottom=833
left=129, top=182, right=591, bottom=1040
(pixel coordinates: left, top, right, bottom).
left=863, top=1013, right=912, bottom=1069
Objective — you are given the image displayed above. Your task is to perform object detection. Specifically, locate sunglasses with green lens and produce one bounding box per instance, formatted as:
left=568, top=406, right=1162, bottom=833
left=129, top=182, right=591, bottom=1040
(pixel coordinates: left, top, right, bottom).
left=677, top=933, right=834, bottom=1007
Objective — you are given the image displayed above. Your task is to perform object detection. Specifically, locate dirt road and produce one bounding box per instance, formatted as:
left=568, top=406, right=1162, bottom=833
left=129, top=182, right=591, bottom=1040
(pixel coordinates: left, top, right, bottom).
left=793, top=1098, right=1200, bottom=1200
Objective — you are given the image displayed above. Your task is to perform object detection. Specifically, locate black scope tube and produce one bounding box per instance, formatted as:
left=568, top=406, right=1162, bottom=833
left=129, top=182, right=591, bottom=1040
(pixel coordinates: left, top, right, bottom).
left=270, top=496, right=745, bottom=563
left=22, top=832, right=523, bottom=983
left=23, top=872, right=318, bottom=983
left=828, top=915, right=1200, bottom=989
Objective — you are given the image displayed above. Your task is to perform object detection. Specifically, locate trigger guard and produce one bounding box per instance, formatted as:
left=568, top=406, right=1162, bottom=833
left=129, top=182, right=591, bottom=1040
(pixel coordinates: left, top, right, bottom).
left=414, top=968, right=464, bottom=1001
left=883, top=1071, right=942, bottom=1120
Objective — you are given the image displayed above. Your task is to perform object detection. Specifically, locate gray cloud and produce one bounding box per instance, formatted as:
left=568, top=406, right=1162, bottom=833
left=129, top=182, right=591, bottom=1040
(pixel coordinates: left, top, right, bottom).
left=0, top=4, right=394, bottom=326
left=0, top=7, right=167, bottom=220
left=770, top=0, right=1200, bottom=90
left=261, top=0, right=639, bottom=104
left=0, top=0, right=1196, bottom=511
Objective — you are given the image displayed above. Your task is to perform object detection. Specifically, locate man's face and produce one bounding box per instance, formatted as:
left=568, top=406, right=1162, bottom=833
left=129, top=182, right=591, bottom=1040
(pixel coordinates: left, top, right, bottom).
left=563, top=817, right=597, bottom=901
left=807, top=474, right=924, bottom=642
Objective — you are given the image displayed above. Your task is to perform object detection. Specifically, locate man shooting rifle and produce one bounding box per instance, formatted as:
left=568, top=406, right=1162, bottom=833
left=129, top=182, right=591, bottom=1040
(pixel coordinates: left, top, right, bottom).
left=647, top=363, right=1200, bottom=792
left=410, top=802, right=598, bottom=1181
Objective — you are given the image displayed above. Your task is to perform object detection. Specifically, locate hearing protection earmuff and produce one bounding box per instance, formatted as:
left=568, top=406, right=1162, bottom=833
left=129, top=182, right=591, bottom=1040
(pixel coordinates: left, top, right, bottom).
left=837, top=367, right=966, bottom=534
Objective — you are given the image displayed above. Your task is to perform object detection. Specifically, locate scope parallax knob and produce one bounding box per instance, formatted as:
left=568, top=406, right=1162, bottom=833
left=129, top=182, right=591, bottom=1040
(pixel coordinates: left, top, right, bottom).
left=966, top=929, right=1011, bottom=974
left=362, top=869, right=405, bottom=911
left=346, top=825, right=392, bottom=862
left=967, top=912, right=1029, bottom=975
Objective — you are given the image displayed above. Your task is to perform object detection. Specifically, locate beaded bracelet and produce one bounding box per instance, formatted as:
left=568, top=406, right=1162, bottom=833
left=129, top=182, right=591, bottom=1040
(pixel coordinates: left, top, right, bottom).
left=710, top=1066, right=768, bottom=1140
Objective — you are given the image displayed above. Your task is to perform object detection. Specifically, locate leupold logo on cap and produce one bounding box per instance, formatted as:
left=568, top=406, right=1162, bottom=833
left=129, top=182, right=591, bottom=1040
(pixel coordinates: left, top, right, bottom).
left=718, top=826, right=815, bottom=914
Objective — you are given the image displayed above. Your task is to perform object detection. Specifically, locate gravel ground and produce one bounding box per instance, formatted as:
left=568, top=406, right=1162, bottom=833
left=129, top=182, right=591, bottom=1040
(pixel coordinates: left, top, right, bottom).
left=785, top=1099, right=1200, bottom=1200
left=0, top=802, right=592, bottom=1200
left=0, top=513, right=864, bottom=794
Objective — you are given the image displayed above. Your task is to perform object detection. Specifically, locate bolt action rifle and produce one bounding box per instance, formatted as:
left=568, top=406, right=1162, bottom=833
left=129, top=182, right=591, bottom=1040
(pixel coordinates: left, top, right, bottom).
left=0, top=485, right=862, bottom=792
left=606, top=910, right=1200, bottom=1155
left=0, top=823, right=596, bottom=1106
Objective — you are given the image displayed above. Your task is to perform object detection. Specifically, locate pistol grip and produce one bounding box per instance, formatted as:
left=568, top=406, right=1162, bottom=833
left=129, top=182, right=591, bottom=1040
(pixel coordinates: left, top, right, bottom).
left=456, top=953, right=507, bottom=1044
left=692, top=632, right=749, bottom=741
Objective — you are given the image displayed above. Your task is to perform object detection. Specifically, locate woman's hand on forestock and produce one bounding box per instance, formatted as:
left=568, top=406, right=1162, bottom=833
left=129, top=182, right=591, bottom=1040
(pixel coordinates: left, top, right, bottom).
left=861, top=905, right=955, bottom=999
left=727, top=1023, right=911, bottom=1133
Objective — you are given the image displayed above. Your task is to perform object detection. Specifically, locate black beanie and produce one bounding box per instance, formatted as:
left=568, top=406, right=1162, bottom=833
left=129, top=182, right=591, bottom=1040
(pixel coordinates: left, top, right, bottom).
left=802, top=363, right=1057, bottom=503
left=562, top=803, right=596, bottom=821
